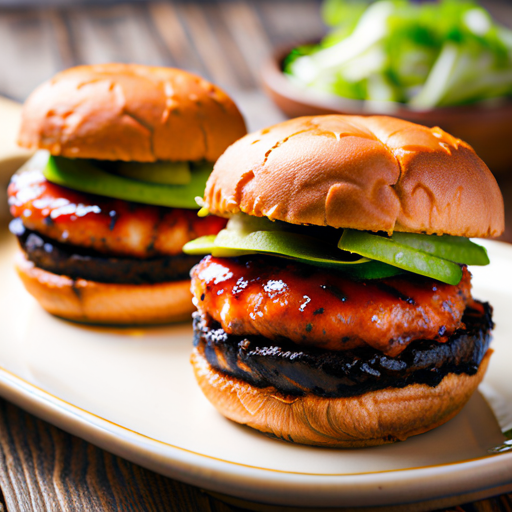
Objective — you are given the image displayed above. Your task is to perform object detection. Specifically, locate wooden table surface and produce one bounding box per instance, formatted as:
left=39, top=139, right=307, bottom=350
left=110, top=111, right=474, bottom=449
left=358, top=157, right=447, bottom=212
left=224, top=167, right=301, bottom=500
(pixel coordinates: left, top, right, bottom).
left=1, top=1, right=512, bottom=510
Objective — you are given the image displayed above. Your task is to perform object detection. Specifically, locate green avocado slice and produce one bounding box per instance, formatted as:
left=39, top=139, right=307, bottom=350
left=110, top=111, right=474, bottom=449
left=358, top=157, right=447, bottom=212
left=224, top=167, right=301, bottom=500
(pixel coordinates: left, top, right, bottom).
left=43, top=155, right=212, bottom=208
left=183, top=235, right=251, bottom=257
left=338, top=229, right=463, bottom=285
left=390, top=231, right=489, bottom=265
left=183, top=226, right=404, bottom=279
left=115, top=161, right=192, bottom=185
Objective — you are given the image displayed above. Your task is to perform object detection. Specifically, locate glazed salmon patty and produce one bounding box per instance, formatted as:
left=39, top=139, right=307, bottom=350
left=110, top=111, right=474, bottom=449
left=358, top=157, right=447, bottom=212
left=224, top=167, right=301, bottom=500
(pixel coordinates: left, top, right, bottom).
left=191, top=255, right=473, bottom=357
left=8, top=168, right=226, bottom=259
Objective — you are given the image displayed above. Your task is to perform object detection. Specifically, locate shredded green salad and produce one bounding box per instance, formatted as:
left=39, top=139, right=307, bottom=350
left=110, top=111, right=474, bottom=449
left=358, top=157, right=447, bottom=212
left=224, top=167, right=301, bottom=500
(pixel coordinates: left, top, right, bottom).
left=284, top=0, right=512, bottom=108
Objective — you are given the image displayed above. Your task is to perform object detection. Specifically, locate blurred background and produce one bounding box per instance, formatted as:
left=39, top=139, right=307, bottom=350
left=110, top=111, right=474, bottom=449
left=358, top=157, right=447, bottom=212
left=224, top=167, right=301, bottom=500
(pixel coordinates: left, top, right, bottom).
left=0, top=0, right=511, bottom=131
left=1, top=0, right=512, bottom=236
left=0, top=0, right=327, bottom=131
left=1, top=0, right=510, bottom=129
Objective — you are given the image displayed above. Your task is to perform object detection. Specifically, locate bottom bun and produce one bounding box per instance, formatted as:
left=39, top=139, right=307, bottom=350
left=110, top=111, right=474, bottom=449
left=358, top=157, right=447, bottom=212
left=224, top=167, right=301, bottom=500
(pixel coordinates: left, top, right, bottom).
left=15, top=251, right=194, bottom=325
left=191, top=346, right=492, bottom=447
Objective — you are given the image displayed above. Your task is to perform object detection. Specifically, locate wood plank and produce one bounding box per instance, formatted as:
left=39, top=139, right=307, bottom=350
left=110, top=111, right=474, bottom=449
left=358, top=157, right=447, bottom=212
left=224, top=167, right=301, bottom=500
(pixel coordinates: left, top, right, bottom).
left=254, top=0, right=324, bottom=47
left=0, top=398, right=243, bottom=512
left=175, top=2, right=240, bottom=89
left=0, top=10, right=61, bottom=101
left=65, top=3, right=168, bottom=66
left=147, top=2, right=209, bottom=77
left=218, top=1, right=273, bottom=88
left=40, top=8, right=75, bottom=70
left=202, top=1, right=257, bottom=89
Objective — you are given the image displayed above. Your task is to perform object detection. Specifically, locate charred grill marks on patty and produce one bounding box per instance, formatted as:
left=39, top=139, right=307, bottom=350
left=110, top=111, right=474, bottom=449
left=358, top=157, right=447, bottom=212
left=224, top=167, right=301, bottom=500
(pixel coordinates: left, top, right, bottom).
left=194, top=303, right=493, bottom=398
left=374, top=282, right=416, bottom=305
left=12, top=219, right=201, bottom=285
left=320, top=284, right=347, bottom=302
left=108, top=210, right=118, bottom=231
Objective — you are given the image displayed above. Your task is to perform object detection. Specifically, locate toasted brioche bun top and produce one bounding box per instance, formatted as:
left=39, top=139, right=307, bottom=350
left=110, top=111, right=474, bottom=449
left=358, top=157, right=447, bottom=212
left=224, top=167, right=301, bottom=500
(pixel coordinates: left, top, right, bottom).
left=205, top=115, right=504, bottom=237
left=18, top=64, right=247, bottom=162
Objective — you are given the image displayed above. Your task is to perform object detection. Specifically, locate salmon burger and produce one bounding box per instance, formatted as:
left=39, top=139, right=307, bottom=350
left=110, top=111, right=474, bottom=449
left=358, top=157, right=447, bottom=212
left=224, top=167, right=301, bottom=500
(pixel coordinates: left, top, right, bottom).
left=8, top=64, right=247, bottom=325
left=184, top=115, right=504, bottom=447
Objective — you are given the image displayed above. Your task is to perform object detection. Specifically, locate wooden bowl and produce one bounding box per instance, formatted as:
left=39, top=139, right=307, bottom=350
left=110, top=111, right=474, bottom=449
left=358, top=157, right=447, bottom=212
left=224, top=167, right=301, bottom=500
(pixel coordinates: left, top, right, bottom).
left=261, top=45, right=512, bottom=174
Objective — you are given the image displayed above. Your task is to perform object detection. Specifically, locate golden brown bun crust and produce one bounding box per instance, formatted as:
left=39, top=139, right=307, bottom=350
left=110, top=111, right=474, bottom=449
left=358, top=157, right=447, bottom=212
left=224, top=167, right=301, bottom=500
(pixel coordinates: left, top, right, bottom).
left=205, top=115, right=504, bottom=238
left=18, top=64, right=247, bottom=162
left=191, top=346, right=491, bottom=447
left=15, top=251, right=194, bottom=325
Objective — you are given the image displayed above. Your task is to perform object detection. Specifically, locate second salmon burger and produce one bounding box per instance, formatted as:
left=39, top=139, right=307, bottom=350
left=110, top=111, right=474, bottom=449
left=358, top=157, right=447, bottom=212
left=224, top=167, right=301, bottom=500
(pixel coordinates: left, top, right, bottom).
left=8, top=64, right=247, bottom=324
